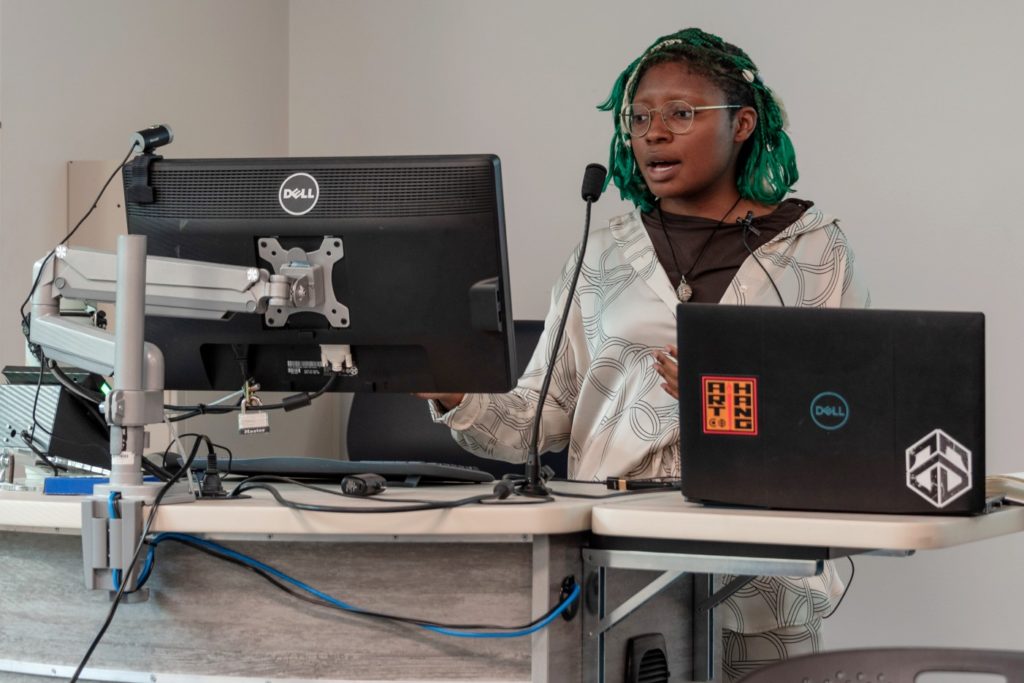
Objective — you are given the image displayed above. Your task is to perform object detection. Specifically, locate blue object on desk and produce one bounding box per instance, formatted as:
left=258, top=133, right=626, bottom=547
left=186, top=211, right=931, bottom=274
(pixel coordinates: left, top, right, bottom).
left=43, top=476, right=160, bottom=495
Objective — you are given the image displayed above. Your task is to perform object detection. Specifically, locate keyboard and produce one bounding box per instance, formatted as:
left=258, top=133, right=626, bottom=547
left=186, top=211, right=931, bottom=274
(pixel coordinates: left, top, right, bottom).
left=191, top=456, right=495, bottom=486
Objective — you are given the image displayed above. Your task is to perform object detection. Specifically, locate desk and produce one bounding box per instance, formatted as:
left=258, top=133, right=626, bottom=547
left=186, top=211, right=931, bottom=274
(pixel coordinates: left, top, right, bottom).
left=4, top=487, right=1023, bottom=683
left=585, top=494, right=1024, bottom=682
left=0, top=484, right=609, bottom=682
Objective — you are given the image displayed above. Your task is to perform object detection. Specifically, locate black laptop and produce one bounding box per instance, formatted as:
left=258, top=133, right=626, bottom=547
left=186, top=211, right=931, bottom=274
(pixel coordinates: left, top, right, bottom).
left=677, top=305, right=985, bottom=515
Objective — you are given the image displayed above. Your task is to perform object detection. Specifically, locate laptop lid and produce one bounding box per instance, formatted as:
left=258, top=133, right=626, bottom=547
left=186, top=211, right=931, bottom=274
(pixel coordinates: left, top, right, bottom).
left=677, top=305, right=985, bottom=515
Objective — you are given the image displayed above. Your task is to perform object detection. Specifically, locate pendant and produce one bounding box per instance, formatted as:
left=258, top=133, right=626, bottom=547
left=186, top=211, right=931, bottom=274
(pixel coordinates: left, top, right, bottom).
left=677, top=278, right=693, bottom=302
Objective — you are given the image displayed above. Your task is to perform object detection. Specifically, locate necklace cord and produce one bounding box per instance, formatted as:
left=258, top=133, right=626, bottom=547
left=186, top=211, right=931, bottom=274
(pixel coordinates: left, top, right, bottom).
left=656, top=195, right=743, bottom=296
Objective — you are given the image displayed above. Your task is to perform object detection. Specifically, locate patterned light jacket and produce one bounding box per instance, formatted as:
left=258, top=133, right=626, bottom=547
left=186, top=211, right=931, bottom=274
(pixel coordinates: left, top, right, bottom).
left=433, top=205, right=870, bottom=481
left=432, top=204, right=870, bottom=635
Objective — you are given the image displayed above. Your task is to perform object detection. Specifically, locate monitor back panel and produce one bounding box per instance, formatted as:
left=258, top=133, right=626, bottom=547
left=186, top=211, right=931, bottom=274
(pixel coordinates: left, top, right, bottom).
left=677, top=305, right=985, bottom=515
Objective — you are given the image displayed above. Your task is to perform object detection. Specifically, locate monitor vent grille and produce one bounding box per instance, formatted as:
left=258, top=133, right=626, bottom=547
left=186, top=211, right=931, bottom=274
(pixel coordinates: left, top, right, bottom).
left=125, top=165, right=495, bottom=218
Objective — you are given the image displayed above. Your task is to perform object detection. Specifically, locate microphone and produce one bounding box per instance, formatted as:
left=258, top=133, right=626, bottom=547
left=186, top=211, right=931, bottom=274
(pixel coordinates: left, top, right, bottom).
left=581, top=163, right=607, bottom=203
left=516, top=164, right=607, bottom=497
left=737, top=210, right=759, bottom=236
left=130, top=124, right=174, bottom=153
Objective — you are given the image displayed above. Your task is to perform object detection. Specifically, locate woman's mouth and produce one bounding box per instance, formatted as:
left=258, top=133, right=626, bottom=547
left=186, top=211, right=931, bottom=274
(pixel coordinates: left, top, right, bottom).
left=646, top=159, right=680, bottom=180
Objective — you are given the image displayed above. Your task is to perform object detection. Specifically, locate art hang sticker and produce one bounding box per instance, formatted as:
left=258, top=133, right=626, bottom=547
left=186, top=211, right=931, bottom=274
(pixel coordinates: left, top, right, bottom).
left=701, top=375, right=758, bottom=436
left=905, top=428, right=972, bottom=508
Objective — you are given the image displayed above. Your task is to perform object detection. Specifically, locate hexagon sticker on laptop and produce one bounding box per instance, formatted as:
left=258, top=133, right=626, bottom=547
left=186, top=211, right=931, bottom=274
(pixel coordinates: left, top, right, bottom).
left=905, top=429, right=972, bottom=508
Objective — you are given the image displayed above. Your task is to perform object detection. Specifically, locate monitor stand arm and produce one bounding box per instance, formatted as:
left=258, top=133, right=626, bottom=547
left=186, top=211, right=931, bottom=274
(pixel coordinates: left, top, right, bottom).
left=29, top=234, right=297, bottom=498
left=27, top=235, right=342, bottom=595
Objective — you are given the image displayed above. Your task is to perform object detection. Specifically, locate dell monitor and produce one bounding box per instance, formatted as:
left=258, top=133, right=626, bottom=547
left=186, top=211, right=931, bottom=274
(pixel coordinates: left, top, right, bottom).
left=122, top=154, right=515, bottom=393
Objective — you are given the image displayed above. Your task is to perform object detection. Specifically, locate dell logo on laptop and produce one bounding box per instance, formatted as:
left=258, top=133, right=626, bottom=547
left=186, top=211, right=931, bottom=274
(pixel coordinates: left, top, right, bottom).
left=810, top=391, right=849, bottom=430
left=278, top=172, right=320, bottom=216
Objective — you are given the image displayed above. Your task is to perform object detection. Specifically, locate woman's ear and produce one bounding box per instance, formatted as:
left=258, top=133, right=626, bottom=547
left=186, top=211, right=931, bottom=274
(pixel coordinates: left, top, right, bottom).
left=733, top=106, right=757, bottom=144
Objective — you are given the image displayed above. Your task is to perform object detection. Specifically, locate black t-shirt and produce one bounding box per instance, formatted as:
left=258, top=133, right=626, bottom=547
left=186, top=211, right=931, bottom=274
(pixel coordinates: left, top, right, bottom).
left=641, top=198, right=814, bottom=303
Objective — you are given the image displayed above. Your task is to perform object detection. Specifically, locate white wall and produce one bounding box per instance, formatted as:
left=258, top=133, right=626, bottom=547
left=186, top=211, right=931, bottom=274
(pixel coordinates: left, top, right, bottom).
left=288, top=0, right=1024, bottom=652
left=0, top=0, right=291, bottom=362
left=0, top=0, right=347, bottom=458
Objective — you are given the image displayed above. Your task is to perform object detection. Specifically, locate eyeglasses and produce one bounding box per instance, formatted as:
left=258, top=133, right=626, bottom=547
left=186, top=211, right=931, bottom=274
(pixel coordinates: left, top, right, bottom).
left=622, top=100, right=742, bottom=137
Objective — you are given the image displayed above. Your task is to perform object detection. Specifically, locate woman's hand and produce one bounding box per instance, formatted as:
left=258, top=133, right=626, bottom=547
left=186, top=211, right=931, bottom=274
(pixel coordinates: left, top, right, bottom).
left=652, top=345, right=679, bottom=400
left=413, top=393, right=466, bottom=412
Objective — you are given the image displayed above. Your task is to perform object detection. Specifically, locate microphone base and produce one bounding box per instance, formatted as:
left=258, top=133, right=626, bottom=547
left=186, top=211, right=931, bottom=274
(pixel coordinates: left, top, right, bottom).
left=513, top=478, right=551, bottom=498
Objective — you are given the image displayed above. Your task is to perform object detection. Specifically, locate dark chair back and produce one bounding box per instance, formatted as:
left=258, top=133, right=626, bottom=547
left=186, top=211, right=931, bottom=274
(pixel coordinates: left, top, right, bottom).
left=347, top=320, right=569, bottom=479
left=739, top=647, right=1024, bottom=683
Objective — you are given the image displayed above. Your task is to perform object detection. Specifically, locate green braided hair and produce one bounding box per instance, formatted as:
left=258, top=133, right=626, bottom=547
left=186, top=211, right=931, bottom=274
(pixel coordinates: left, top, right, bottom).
left=597, top=28, right=797, bottom=212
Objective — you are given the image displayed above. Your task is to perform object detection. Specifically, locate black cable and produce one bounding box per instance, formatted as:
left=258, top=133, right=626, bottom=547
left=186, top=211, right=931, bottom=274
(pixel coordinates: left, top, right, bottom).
left=230, top=477, right=499, bottom=513
left=20, top=355, right=66, bottom=476
left=140, top=457, right=173, bottom=482
left=165, top=373, right=340, bottom=422
left=17, top=390, right=109, bottom=460
left=18, top=431, right=67, bottom=475
left=161, top=433, right=232, bottom=476
left=477, top=497, right=555, bottom=506
left=22, top=362, right=56, bottom=473
left=44, top=362, right=110, bottom=443
left=230, top=475, right=437, bottom=504
left=20, top=143, right=137, bottom=337
left=545, top=486, right=678, bottom=500
left=47, top=362, right=104, bottom=404
left=70, top=435, right=205, bottom=683
left=20, top=425, right=109, bottom=466
left=230, top=343, right=251, bottom=386
left=740, top=215, right=785, bottom=307
left=224, top=475, right=555, bottom=506
left=822, top=557, right=855, bottom=619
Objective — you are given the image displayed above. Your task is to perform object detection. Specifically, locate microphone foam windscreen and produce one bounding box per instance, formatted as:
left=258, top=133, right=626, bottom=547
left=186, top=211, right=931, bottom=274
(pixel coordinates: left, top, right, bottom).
left=581, top=163, right=608, bottom=202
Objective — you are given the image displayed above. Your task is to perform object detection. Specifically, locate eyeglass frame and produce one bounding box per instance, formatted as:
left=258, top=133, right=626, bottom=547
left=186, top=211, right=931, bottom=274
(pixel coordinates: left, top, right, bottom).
left=621, top=100, right=743, bottom=137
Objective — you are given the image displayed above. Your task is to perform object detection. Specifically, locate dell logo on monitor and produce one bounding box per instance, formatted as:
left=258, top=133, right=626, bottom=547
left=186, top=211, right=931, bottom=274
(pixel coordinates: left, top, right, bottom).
left=279, top=172, right=320, bottom=216
left=810, top=391, right=850, bottom=430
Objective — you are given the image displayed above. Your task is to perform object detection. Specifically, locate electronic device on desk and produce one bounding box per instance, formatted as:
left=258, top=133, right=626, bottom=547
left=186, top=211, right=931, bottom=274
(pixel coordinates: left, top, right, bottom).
left=35, top=153, right=517, bottom=486
left=122, top=153, right=516, bottom=394
left=26, top=130, right=520, bottom=596
left=0, top=365, right=110, bottom=474
left=677, top=305, right=986, bottom=515
left=190, top=456, right=495, bottom=487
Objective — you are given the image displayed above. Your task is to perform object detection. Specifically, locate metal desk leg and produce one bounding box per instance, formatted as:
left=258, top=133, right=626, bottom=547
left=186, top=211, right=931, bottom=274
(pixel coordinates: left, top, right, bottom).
left=693, top=574, right=713, bottom=681
left=692, top=575, right=755, bottom=681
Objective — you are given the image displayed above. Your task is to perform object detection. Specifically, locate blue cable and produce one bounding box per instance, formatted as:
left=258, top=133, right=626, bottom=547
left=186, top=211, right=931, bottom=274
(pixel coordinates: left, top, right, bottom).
left=107, top=492, right=121, bottom=591
left=146, top=532, right=579, bottom=638
left=419, top=584, right=580, bottom=638
left=135, top=544, right=156, bottom=588
left=106, top=492, right=158, bottom=592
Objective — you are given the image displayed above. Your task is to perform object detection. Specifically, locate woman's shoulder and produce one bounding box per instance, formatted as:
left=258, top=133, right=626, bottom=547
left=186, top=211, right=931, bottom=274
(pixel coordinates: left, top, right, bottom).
left=773, top=200, right=846, bottom=241
left=602, top=207, right=645, bottom=242
left=607, top=207, right=642, bottom=228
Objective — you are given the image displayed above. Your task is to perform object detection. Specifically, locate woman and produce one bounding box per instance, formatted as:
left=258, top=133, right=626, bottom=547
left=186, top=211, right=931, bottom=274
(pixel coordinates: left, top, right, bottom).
left=423, top=28, right=869, bottom=680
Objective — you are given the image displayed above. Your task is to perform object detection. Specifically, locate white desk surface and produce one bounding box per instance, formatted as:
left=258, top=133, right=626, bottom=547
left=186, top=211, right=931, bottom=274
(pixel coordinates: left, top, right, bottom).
left=7, top=485, right=1023, bottom=550
left=591, top=493, right=1024, bottom=551
left=0, top=482, right=613, bottom=537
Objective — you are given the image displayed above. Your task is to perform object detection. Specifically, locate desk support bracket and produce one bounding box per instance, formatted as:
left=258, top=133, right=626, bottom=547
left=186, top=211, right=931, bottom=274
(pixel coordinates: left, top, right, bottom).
left=597, top=569, right=687, bottom=634
left=582, top=547, right=823, bottom=683
left=697, top=575, right=754, bottom=613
